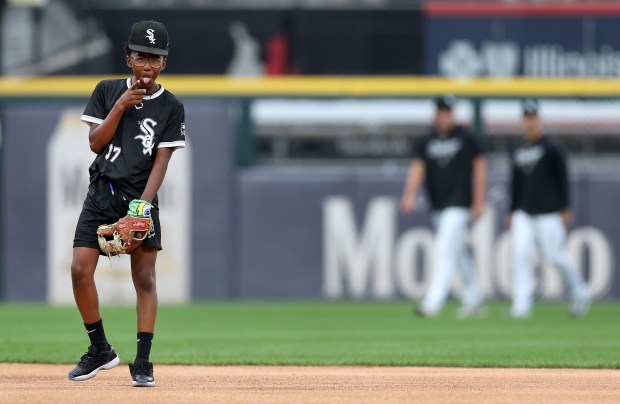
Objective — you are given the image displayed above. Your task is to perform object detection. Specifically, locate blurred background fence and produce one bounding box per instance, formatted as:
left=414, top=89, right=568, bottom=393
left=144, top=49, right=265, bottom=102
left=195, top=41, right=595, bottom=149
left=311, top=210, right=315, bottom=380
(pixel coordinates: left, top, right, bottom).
left=1, top=0, right=619, bottom=303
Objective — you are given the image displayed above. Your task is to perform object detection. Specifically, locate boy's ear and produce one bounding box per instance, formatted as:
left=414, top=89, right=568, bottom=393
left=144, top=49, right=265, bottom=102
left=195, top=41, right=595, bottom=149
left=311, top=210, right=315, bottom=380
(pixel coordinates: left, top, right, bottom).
left=160, top=57, right=167, bottom=71
left=126, top=55, right=132, bottom=68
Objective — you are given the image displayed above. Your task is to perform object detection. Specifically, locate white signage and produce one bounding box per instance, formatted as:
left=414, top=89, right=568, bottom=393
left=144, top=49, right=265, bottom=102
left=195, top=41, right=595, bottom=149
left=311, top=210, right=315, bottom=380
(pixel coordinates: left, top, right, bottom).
left=439, top=40, right=620, bottom=78
left=323, top=196, right=614, bottom=300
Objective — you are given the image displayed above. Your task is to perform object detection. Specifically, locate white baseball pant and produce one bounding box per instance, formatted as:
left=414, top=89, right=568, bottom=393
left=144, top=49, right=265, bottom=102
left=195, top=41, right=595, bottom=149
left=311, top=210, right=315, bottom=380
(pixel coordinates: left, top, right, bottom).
left=421, top=207, right=482, bottom=312
left=511, top=210, right=588, bottom=313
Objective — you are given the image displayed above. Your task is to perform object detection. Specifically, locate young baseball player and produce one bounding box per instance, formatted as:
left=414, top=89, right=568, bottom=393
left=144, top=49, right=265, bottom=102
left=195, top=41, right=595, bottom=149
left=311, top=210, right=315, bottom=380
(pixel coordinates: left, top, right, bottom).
left=507, top=98, right=589, bottom=319
left=400, top=95, right=486, bottom=318
left=67, top=20, right=186, bottom=386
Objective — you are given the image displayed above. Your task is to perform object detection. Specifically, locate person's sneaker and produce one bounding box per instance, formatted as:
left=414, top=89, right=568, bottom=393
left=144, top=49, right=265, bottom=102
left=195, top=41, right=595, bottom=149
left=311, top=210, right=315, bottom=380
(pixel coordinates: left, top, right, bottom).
left=570, top=293, right=591, bottom=318
left=457, top=304, right=486, bottom=319
left=129, top=359, right=156, bottom=387
left=508, top=307, right=531, bottom=319
left=68, top=345, right=120, bottom=381
left=414, top=304, right=439, bottom=318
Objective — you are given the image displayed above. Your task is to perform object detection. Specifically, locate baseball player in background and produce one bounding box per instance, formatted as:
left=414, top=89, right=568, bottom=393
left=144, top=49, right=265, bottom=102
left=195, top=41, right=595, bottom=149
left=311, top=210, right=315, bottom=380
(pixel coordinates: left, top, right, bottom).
left=507, top=98, right=590, bottom=319
left=400, top=95, right=486, bottom=318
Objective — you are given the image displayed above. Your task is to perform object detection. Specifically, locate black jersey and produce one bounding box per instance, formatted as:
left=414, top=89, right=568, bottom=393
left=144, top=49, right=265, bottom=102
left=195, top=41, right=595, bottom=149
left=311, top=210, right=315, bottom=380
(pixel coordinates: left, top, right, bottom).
left=81, top=78, right=186, bottom=205
left=413, top=126, right=484, bottom=210
left=510, top=136, right=569, bottom=215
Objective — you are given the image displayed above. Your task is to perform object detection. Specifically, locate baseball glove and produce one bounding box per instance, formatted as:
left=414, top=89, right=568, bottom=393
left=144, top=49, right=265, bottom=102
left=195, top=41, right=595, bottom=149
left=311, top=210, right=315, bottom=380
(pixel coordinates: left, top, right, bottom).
left=97, top=199, right=154, bottom=256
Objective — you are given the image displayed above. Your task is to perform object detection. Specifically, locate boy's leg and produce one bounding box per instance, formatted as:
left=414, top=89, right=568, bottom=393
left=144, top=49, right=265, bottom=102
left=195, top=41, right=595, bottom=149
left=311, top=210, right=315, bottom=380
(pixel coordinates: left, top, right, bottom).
left=68, top=247, right=120, bottom=381
left=71, top=247, right=104, bottom=324
left=130, top=246, right=158, bottom=334
left=128, top=245, right=158, bottom=387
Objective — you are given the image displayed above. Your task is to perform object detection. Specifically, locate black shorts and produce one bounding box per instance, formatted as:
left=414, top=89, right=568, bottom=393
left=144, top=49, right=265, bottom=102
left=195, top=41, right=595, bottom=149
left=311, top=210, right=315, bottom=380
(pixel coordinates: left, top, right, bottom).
left=73, top=174, right=162, bottom=253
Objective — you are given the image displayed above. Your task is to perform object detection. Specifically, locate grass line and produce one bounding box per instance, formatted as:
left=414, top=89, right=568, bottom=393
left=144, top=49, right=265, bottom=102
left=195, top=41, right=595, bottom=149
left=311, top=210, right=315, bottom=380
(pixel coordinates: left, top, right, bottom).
left=0, top=301, right=618, bottom=368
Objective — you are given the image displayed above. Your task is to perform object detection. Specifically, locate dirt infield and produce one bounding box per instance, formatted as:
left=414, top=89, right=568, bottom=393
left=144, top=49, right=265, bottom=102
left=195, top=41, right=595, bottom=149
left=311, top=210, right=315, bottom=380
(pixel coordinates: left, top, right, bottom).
left=1, top=364, right=619, bottom=403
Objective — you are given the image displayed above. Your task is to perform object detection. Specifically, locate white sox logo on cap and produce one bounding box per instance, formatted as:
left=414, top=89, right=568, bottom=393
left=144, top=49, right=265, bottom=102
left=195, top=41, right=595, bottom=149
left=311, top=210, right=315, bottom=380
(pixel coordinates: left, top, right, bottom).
left=146, top=29, right=156, bottom=45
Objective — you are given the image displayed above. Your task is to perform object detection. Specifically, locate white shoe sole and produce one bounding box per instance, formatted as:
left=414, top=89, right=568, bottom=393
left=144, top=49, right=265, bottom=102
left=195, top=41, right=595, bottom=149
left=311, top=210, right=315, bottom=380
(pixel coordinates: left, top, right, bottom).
left=132, top=380, right=156, bottom=387
left=68, top=355, right=120, bottom=381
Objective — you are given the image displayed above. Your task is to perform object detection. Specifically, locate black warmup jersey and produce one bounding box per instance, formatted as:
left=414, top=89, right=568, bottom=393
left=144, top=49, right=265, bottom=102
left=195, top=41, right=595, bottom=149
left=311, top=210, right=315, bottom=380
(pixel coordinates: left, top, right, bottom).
left=81, top=78, right=186, bottom=205
left=510, top=136, right=569, bottom=215
left=413, top=126, right=483, bottom=210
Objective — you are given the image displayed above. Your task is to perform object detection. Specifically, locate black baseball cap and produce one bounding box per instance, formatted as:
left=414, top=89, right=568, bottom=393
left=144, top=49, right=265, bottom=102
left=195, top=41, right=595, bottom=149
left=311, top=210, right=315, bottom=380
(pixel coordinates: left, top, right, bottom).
left=522, top=98, right=539, bottom=116
left=435, top=95, right=456, bottom=110
left=127, top=20, right=169, bottom=56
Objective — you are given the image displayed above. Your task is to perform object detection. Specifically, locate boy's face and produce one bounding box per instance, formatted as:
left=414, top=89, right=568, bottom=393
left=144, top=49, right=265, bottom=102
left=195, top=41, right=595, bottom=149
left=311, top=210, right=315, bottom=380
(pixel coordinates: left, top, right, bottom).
left=126, top=51, right=167, bottom=88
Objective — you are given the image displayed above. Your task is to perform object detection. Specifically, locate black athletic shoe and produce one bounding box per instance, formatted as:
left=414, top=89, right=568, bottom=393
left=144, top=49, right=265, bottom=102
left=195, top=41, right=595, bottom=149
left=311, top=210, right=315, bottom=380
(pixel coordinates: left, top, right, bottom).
left=68, top=345, right=120, bottom=381
left=129, top=359, right=156, bottom=387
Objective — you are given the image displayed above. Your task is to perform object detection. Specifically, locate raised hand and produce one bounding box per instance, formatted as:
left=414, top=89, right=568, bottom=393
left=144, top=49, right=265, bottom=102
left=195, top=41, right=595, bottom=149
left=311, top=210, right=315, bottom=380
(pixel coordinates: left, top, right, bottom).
left=115, top=80, right=146, bottom=110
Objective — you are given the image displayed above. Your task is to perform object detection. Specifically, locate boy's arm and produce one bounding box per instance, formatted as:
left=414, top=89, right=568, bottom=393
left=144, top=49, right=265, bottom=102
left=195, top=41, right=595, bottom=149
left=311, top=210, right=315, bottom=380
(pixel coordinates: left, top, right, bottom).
left=140, top=147, right=174, bottom=203
left=89, top=80, right=146, bottom=154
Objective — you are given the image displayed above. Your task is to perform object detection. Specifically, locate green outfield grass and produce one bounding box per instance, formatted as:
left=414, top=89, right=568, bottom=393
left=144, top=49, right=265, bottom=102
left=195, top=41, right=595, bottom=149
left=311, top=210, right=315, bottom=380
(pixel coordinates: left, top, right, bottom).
left=0, top=301, right=618, bottom=368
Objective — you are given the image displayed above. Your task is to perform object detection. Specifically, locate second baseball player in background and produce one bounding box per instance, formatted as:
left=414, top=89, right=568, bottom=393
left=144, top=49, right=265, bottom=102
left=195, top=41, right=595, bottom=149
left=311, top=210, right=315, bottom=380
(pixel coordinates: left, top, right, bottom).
left=507, top=98, right=590, bottom=319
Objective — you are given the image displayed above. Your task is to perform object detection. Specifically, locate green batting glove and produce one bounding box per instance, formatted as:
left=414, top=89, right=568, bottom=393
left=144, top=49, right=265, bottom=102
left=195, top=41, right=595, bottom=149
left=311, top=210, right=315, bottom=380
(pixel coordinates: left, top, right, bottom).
left=128, top=199, right=153, bottom=218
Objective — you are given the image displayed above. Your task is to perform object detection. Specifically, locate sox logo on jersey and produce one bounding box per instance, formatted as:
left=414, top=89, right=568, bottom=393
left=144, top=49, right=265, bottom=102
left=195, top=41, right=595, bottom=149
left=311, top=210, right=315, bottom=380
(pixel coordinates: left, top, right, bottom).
left=514, top=145, right=544, bottom=175
left=135, top=118, right=157, bottom=156
left=427, top=138, right=462, bottom=167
